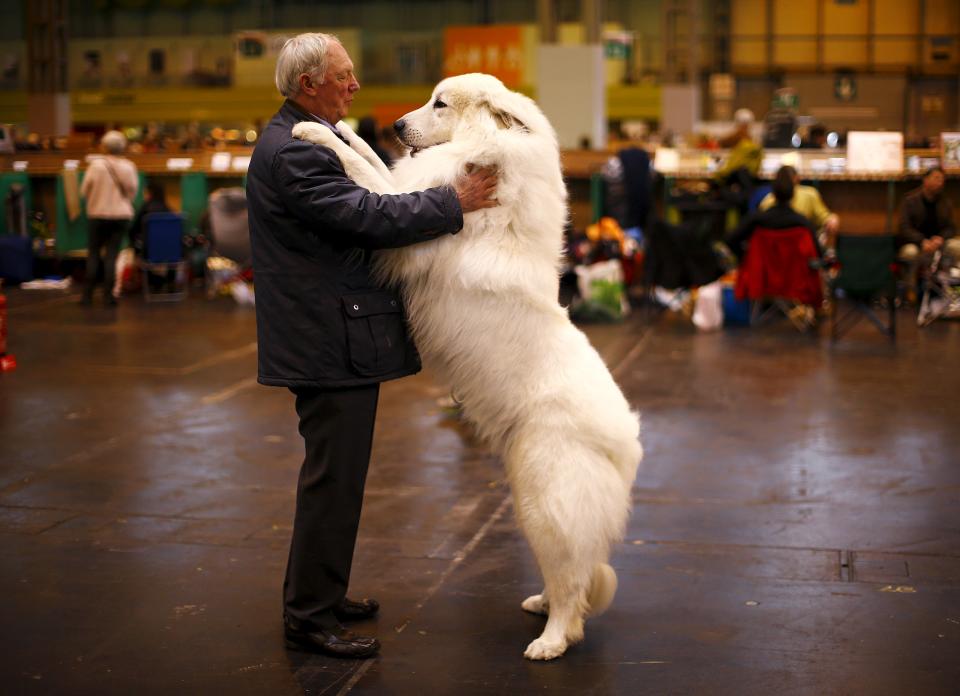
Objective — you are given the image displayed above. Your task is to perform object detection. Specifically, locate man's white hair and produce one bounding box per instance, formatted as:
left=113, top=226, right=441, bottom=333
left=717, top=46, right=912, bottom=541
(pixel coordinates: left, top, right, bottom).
left=275, top=32, right=341, bottom=98
left=101, top=130, right=127, bottom=154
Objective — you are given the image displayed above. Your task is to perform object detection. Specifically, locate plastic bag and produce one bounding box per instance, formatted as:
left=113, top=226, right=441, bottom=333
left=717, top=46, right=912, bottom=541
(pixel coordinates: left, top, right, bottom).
left=114, top=247, right=138, bottom=296
left=572, top=259, right=629, bottom=322
left=692, top=280, right=723, bottom=331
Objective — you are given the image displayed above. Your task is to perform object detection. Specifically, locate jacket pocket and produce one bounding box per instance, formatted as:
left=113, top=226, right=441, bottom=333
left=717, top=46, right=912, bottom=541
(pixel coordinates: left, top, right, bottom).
left=341, top=291, right=408, bottom=377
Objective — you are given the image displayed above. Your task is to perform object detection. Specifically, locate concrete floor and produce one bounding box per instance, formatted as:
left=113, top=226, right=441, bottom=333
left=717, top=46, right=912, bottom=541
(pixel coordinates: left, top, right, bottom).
left=1, top=288, right=959, bottom=695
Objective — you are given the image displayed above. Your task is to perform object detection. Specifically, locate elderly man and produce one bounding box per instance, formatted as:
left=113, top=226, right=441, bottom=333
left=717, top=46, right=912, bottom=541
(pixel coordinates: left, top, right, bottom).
left=247, top=33, right=497, bottom=659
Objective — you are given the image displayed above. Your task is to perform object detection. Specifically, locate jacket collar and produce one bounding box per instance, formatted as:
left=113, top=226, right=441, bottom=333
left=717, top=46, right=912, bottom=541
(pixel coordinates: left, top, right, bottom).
left=281, top=99, right=349, bottom=145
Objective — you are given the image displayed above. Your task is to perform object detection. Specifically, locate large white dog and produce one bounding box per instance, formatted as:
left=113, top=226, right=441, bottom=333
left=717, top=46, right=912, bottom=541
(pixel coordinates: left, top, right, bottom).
left=293, top=73, right=641, bottom=661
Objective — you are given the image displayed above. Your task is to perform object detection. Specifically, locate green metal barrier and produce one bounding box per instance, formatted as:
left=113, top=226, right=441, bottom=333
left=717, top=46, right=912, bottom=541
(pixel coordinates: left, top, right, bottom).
left=0, top=172, right=32, bottom=236
left=180, top=172, right=208, bottom=235
left=590, top=172, right=605, bottom=224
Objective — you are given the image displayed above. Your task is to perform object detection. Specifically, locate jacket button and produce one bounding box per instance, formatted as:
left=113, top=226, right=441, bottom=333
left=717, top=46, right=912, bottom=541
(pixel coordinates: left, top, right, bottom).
left=353, top=304, right=359, bottom=310
left=390, top=300, right=397, bottom=306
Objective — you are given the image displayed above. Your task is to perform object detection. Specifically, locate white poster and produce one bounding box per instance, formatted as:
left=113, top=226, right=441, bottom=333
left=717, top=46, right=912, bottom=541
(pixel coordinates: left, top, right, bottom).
left=846, top=131, right=904, bottom=173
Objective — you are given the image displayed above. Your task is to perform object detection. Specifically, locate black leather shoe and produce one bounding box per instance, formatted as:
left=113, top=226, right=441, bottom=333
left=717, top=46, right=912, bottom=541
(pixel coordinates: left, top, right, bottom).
left=334, top=597, right=380, bottom=621
left=284, top=623, right=380, bottom=659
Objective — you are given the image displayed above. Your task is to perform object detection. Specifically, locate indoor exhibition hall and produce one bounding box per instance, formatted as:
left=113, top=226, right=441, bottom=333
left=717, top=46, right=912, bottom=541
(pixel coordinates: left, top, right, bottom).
left=1, top=1, right=959, bottom=694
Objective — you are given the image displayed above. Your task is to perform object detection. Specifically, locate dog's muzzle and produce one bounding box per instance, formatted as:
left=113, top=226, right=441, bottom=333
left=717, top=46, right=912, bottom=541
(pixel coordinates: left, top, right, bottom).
left=394, top=119, right=423, bottom=156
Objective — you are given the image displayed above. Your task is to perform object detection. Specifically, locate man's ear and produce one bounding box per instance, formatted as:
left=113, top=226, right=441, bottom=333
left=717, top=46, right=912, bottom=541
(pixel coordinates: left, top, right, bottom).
left=299, top=72, right=319, bottom=96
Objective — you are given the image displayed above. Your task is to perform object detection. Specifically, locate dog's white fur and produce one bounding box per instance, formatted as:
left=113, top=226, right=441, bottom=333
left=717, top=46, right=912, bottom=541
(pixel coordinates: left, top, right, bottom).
left=293, top=73, right=641, bottom=661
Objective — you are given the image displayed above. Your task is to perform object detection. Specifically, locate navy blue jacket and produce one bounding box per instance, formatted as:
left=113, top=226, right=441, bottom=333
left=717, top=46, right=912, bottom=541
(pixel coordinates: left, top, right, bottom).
left=247, top=100, right=463, bottom=388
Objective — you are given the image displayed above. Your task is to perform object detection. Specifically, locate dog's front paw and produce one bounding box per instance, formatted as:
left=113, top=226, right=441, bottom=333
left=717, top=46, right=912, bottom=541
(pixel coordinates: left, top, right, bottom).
left=524, top=636, right=568, bottom=661
left=521, top=594, right=549, bottom=616
left=292, top=121, right=333, bottom=146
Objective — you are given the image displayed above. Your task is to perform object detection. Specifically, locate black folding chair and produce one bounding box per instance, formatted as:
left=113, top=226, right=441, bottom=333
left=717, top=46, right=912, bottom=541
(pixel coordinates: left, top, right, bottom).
left=829, top=235, right=897, bottom=342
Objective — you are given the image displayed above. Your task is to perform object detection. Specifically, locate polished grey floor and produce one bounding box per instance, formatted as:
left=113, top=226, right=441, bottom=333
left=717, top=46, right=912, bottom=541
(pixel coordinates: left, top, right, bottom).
left=1, top=288, right=958, bottom=695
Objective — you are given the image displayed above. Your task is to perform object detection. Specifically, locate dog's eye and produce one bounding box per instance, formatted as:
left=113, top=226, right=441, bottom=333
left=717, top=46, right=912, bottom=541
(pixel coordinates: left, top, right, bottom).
left=433, top=99, right=447, bottom=109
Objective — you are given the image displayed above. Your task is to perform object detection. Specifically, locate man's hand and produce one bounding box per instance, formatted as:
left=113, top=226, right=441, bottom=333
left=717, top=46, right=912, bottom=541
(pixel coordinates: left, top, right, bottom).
left=922, top=236, right=944, bottom=254
left=454, top=166, right=498, bottom=214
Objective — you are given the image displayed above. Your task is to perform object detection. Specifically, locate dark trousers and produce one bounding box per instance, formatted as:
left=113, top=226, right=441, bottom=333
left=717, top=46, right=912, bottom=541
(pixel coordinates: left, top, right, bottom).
left=84, top=218, right=127, bottom=299
left=284, top=384, right=380, bottom=630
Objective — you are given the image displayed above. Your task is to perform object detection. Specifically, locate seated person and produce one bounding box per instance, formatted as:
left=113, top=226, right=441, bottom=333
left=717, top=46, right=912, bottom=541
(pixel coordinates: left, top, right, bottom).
left=129, top=180, right=177, bottom=291
left=129, top=181, right=172, bottom=256
left=897, top=166, right=959, bottom=274
left=726, top=166, right=821, bottom=262
left=759, top=165, right=840, bottom=249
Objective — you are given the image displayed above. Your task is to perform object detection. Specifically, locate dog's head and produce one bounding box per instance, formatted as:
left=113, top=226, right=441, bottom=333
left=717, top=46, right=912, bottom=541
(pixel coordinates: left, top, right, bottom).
left=393, top=73, right=542, bottom=155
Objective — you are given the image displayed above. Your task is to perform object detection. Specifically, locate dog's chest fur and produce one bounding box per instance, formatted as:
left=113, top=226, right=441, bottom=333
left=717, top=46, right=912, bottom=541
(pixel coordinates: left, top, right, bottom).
left=292, top=120, right=570, bottom=438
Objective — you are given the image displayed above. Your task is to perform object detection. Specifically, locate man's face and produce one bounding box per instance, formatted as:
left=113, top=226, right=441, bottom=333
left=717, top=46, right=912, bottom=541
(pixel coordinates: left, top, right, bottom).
left=313, top=42, right=359, bottom=123
left=923, top=170, right=945, bottom=198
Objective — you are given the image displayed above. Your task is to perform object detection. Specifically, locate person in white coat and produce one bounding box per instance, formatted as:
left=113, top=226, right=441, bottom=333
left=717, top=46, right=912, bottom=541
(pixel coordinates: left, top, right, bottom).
left=80, top=130, right=138, bottom=306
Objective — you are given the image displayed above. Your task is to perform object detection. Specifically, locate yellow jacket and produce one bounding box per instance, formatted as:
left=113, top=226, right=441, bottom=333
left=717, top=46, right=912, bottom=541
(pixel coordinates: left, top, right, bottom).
left=759, top=185, right=832, bottom=229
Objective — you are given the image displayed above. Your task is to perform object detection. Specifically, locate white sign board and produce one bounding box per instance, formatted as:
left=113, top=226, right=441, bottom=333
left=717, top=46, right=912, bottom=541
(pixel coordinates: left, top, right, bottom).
left=846, top=131, right=903, bottom=173
left=166, top=157, right=194, bottom=171
left=653, top=148, right=679, bottom=173
left=210, top=152, right=232, bottom=172
left=537, top=45, right=606, bottom=150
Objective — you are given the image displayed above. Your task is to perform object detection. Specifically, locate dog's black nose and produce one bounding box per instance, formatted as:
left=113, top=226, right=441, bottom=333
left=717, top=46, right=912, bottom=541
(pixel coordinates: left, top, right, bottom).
left=394, top=119, right=406, bottom=134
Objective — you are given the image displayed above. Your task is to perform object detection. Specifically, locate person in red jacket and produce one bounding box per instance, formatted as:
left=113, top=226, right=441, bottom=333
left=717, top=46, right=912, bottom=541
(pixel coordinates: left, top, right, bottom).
left=727, top=166, right=821, bottom=262
left=728, top=166, right=824, bottom=325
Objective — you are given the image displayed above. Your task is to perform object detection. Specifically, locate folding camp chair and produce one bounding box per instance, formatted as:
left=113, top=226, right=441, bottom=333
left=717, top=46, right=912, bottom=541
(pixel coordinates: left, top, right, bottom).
left=829, top=234, right=896, bottom=342
left=734, top=226, right=822, bottom=332
left=142, top=212, right=187, bottom=302
left=917, top=248, right=960, bottom=327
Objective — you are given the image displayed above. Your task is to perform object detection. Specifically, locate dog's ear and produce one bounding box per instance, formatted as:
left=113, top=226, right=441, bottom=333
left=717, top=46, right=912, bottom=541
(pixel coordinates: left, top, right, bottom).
left=488, top=107, right=527, bottom=131
left=482, top=90, right=529, bottom=133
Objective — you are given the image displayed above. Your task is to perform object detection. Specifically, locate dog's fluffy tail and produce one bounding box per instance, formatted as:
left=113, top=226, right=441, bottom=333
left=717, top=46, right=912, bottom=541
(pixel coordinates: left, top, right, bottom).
left=586, top=563, right=618, bottom=617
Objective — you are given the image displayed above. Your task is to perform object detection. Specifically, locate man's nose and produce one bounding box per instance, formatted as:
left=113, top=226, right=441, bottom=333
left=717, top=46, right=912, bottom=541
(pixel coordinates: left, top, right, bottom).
left=394, top=119, right=406, bottom=134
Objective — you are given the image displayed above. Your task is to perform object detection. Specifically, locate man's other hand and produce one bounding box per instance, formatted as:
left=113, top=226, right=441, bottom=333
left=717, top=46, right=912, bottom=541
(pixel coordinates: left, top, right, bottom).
left=454, top=166, right=499, bottom=214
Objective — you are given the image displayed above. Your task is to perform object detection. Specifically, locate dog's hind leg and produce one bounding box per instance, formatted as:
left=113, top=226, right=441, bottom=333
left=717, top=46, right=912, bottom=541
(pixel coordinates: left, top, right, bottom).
left=510, top=440, right=630, bottom=661
left=521, top=561, right=615, bottom=618
left=521, top=590, right=549, bottom=615
left=520, top=527, right=591, bottom=661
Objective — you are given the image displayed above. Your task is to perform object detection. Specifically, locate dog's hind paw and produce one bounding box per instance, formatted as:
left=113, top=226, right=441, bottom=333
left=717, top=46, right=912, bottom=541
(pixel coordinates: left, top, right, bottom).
left=523, top=636, right=568, bottom=661
left=521, top=594, right=549, bottom=616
